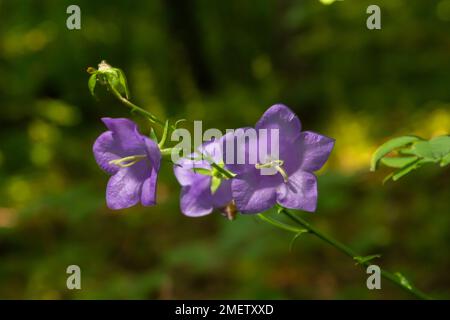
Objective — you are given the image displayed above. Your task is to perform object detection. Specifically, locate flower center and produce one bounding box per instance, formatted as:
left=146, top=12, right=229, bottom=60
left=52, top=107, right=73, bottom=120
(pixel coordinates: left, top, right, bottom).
left=109, top=154, right=147, bottom=168
left=255, top=159, right=289, bottom=183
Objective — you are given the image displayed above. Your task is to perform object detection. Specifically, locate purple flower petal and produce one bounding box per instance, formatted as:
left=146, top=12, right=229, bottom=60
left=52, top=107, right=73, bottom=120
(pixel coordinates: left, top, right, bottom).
left=232, top=169, right=280, bottom=213
left=298, top=131, right=335, bottom=172
left=102, top=117, right=146, bottom=155
left=106, top=161, right=148, bottom=210
left=173, top=157, right=210, bottom=186
left=143, top=136, right=161, bottom=173
left=94, top=118, right=161, bottom=210
left=93, top=131, right=121, bottom=175
left=180, top=176, right=214, bottom=217
left=276, top=169, right=317, bottom=212
left=255, top=104, right=302, bottom=142
left=141, top=166, right=158, bottom=206
left=211, top=179, right=233, bottom=208
left=222, top=127, right=258, bottom=175
left=174, top=138, right=233, bottom=217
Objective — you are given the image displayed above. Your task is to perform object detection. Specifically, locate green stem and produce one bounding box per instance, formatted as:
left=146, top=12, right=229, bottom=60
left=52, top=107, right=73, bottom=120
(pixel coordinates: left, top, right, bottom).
left=262, top=208, right=432, bottom=300
left=109, top=86, right=166, bottom=128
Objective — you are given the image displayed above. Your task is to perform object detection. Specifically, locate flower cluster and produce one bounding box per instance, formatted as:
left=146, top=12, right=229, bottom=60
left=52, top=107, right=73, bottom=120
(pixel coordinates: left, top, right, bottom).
left=93, top=104, right=334, bottom=218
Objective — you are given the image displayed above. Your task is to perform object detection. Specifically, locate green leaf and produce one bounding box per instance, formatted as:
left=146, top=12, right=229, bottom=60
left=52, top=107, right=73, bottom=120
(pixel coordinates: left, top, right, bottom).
left=429, top=135, right=450, bottom=158
left=441, top=153, right=450, bottom=167
left=149, top=128, right=158, bottom=143
left=210, top=162, right=236, bottom=179
left=175, top=119, right=187, bottom=128
left=382, top=172, right=394, bottom=185
left=88, top=74, right=97, bottom=97
left=258, top=214, right=308, bottom=234
left=413, top=136, right=450, bottom=160
left=398, top=148, right=417, bottom=156
left=210, top=176, right=221, bottom=194
left=380, top=156, right=418, bottom=168
left=370, top=136, right=422, bottom=171
left=413, top=141, right=435, bottom=160
left=115, top=68, right=130, bottom=99
left=158, top=120, right=169, bottom=148
left=391, top=159, right=422, bottom=181
left=391, top=158, right=436, bottom=181
left=289, top=231, right=308, bottom=252
left=395, top=272, right=413, bottom=290
left=354, top=254, right=381, bottom=265
left=319, top=0, right=340, bottom=4
left=192, top=168, right=212, bottom=176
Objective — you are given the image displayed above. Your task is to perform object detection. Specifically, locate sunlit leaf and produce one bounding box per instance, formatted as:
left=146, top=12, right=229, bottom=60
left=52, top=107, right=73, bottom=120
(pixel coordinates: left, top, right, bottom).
left=413, top=136, right=450, bottom=160
left=319, top=0, right=342, bottom=5
left=116, top=68, right=130, bottom=99
left=441, top=153, right=450, bottom=167
left=391, top=159, right=436, bottom=181
left=429, top=135, right=450, bottom=158
left=395, top=272, right=413, bottom=290
left=192, top=168, right=212, bottom=176
left=158, top=120, right=169, bottom=148
left=370, top=136, right=422, bottom=171
left=380, top=156, right=418, bottom=168
left=149, top=128, right=158, bottom=143
left=88, top=74, right=97, bottom=97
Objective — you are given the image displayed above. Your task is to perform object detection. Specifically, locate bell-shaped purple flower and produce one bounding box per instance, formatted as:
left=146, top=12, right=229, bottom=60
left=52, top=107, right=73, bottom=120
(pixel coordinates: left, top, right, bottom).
left=174, top=139, right=233, bottom=217
left=226, top=104, right=335, bottom=214
left=93, top=118, right=161, bottom=210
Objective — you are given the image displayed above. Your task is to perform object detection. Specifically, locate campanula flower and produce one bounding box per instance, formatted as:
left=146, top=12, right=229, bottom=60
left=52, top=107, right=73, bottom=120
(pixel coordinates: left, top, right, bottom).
left=226, top=104, right=334, bottom=213
left=93, top=118, right=161, bottom=209
left=174, top=139, right=233, bottom=217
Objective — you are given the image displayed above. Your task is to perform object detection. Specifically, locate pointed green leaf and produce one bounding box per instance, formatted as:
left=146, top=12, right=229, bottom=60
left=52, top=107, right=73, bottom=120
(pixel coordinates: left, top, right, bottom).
left=441, top=153, right=450, bottom=167
left=175, top=119, right=187, bottom=128
left=413, top=141, right=436, bottom=160
left=380, top=156, right=418, bottom=168
left=394, top=272, right=413, bottom=290
left=116, top=68, right=130, bottom=99
left=158, top=120, right=169, bottom=148
left=192, top=168, right=212, bottom=176
left=88, top=74, right=97, bottom=97
left=412, top=136, right=450, bottom=160
left=382, top=172, right=394, bottom=184
left=258, top=214, right=308, bottom=234
left=289, top=231, right=308, bottom=252
left=149, top=128, right=158, bottom=143
left=391, top=158, right=437, bottom=181
left=370, top=136, right=422, bottom=171
left=391, top=159, right=422, bottom=181
left=429, top=135, right=450, bottom=158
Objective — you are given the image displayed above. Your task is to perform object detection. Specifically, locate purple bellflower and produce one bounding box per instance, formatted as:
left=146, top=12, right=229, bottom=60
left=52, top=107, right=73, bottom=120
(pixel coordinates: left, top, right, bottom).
left=174, top=139, right=233, bottom=217
left=93, top=118, right=161, bottom=210
left=226, top=104, right=334, bottom=214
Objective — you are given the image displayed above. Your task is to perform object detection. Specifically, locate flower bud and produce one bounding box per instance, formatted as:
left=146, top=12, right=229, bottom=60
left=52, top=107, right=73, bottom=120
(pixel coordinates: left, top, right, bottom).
left=87, top=60, right=130, bottom=99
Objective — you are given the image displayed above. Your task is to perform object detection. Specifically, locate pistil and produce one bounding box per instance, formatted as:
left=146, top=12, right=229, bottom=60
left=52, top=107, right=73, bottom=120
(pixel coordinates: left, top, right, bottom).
left=255, top=159, right=289, bottom=183
left=109, top=154, right=147, bottom=168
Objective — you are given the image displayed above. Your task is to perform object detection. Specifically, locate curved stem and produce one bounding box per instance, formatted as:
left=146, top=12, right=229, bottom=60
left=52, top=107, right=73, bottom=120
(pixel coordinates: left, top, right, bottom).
left=109, top=86, right=166, bottom=128
left=261, top=208, right=432, bottom=300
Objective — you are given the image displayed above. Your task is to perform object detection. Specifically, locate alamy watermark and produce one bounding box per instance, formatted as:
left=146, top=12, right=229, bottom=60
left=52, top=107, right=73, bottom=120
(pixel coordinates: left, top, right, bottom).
left=170, top=123, right=281, bottom=176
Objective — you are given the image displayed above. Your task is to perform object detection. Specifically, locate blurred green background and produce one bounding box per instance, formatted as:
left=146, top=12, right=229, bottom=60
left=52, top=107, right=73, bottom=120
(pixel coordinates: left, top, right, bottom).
left=0, top=0, right=449, bottom=299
